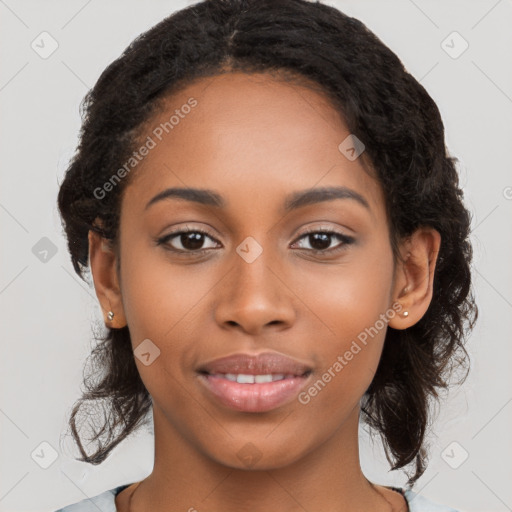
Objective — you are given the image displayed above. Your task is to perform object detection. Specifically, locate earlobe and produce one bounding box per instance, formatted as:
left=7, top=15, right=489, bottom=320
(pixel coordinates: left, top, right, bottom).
left=88, top=229, right=127, bottom=328
left=388, top=228, right=441, bottom=330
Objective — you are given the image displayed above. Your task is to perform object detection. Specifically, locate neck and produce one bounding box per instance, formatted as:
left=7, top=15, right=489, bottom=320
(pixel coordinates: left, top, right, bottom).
left=128, top=403, right=397, bottom=512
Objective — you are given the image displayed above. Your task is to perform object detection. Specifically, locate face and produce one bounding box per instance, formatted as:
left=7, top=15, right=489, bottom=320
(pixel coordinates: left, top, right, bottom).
left=103, top=72, right=407, bottom=469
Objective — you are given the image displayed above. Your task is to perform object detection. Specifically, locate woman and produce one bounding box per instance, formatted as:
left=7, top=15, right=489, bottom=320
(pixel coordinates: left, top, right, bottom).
left=55, top=0, right=477, bottom=510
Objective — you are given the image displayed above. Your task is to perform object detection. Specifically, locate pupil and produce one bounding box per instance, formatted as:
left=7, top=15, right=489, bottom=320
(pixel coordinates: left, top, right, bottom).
left=182, top=232, right=204, bottom=250
left=310, top=233, right=330, bottom=250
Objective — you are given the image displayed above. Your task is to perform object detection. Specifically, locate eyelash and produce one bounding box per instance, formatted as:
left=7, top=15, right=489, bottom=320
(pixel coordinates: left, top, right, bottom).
left=156, top=226, right=355, bottom=256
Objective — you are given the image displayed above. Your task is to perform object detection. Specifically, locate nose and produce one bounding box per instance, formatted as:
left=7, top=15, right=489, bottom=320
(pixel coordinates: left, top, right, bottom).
left=214, top=245, right=296, bottom=336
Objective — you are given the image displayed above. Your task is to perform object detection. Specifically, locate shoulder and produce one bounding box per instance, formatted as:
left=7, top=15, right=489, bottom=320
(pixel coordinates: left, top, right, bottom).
left=53, top=484, right=131, bottom=512
left=54, top=484, right=460, bottom=512
left=404, top=489, right=460, bottom=512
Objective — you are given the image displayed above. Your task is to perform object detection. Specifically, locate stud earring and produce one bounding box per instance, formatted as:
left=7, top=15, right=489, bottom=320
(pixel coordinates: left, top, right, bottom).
left=401, top=311, right=409, bottom=318
left=107, top=311, right=115, bottom=321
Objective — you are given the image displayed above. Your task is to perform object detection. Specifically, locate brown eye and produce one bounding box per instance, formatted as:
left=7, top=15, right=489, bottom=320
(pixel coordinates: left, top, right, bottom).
left=292, top=230, right=355, bottom=254
left=305, top=232, right=332, bottom=251
left=157, top=228, right=220, bottom=253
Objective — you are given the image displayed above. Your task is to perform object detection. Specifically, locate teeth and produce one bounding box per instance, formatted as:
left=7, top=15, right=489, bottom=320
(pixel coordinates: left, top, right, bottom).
left=237, top=374, right=255, bottom=384
left=255, top=374, right=273, bottom=383
left=213, top=373, right=291, bottom=383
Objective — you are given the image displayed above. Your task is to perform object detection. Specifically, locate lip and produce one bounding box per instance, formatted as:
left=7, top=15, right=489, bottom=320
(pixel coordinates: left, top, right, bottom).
left=196, top=352, right=313, bottom=413
left=198, top=374, right=312, bottom=412
left=197, top=351, right=313, bottom=376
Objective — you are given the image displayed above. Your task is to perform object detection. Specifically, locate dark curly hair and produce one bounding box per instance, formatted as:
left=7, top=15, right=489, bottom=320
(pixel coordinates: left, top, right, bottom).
left=57, top=0, right=477, bottom=487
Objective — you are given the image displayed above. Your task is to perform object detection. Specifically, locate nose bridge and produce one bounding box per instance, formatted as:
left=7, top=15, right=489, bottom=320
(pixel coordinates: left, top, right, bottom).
left=232, top=234, right=280, bottom=302
left=215, top=234, right=294, bottom=333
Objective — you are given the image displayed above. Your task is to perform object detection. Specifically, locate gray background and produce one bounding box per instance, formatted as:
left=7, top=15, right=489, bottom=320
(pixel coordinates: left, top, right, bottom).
left=0, top=1, right=511, bottom=511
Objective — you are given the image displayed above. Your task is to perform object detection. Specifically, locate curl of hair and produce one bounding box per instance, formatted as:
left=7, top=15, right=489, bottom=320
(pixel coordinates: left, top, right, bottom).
left=57, top=0, right=477, bottom=486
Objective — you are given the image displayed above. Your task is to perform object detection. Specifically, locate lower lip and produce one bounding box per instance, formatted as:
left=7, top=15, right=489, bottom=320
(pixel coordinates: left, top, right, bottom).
left=198, top=374, right=311, bottom=413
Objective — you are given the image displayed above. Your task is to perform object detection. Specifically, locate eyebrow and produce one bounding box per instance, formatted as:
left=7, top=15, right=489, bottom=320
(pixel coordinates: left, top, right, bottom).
left=144, top=185, right=370, bottom=212
left=284, top=186, right=369, bottom=212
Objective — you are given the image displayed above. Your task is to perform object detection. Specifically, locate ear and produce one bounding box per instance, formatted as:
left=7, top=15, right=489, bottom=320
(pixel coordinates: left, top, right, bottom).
left=388, top=227, right=441, bottom=330
left=88, top=229, right=127, bottom=328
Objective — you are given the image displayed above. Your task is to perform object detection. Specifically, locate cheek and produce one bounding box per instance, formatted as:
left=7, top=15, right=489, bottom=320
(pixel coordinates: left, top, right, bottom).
left=293, top=243, right=394, bottom=344
left=292, top=245, right=394, bottom=405
left=120, top=237, right=211, bottom=340
left=118, top=238, right=224, bottom=393
left=118, top=248, right=203, bottom=419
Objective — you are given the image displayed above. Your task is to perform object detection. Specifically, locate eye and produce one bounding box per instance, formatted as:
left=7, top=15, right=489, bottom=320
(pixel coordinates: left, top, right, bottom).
left=292, top=228, right=355, bottom=254
left=156, top=227, right=220, bottom=254
left=155, top=226, right=355, bottom=256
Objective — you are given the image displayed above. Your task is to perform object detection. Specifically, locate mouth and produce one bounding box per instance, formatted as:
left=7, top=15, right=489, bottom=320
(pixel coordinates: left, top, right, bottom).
left=197, top=371, right=312, bottom=413
left=196, top=352, right=313, bottom=413
left=200, top=371, right=311, bottom=383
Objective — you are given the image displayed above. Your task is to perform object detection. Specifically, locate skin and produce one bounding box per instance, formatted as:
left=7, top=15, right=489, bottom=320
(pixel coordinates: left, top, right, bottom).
left=88, top=72, right=440, bottom=512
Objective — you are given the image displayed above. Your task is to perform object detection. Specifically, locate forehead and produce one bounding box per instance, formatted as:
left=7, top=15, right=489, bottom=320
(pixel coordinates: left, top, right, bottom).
left=124, top=71, right=385, bottom=220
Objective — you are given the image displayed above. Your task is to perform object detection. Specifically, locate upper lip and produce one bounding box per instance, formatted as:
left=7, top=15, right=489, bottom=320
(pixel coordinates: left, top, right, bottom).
left=197, top=352, right=313, bottom=376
